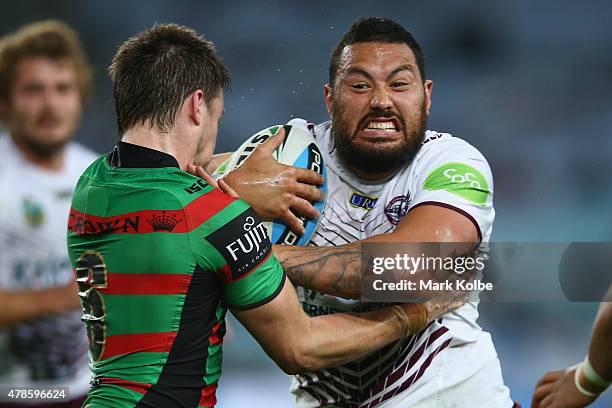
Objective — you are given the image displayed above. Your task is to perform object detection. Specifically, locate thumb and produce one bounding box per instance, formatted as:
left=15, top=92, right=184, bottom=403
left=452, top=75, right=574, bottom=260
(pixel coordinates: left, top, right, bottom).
left=257, top=126, right=286, bottom=155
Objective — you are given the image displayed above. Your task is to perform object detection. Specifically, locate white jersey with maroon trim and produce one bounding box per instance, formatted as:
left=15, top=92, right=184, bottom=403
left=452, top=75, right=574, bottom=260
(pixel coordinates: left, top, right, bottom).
left=287, top=119, right=509, bottom=407
left=0, top=133, right=97, bottom=399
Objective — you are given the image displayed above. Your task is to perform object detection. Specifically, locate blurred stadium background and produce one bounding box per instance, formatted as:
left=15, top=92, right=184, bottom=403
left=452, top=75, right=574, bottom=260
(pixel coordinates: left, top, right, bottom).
left=1, top=0, right=610, bottom=406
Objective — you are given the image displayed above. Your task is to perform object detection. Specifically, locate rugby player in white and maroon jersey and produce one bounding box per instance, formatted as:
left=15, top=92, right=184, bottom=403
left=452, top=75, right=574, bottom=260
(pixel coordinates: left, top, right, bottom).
left=0, top=21, right=96, bottom=407
left=215, top=17, right=519, bottom=408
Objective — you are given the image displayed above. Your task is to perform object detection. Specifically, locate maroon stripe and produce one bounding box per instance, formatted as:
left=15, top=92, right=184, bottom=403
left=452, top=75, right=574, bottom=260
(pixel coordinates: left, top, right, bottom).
left=373, top=326, right=449, bottom=396
left=367, top=338, right=452, bottom=408
left=369, top=331, right=421, bottom=397
left=298, top=373, right=328, bottom=406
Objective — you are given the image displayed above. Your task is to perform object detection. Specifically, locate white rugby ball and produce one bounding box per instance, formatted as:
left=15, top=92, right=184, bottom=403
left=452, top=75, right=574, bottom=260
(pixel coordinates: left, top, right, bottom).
left=214, top=125, right=327, bottom=246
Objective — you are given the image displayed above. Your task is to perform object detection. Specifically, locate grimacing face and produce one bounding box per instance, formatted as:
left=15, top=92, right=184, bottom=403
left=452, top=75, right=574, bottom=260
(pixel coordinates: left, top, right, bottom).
left=325, top=42, right=433, bottom=179
left=5, top=57, right=82, bottom=159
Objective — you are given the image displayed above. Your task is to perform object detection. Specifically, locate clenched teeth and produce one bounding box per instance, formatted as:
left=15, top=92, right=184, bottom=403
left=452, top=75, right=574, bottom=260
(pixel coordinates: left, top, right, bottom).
left=366, top=121, right=397, bottom=131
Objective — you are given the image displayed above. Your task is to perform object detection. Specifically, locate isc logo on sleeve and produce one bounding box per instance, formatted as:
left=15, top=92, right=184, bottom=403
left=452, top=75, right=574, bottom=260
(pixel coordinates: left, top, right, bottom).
left=205, top=207, right=271, bottom=280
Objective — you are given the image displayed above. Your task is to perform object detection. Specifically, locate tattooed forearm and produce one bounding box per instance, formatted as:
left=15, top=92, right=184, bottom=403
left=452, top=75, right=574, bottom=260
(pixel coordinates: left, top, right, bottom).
left=272, top=243, right=362, bottom=299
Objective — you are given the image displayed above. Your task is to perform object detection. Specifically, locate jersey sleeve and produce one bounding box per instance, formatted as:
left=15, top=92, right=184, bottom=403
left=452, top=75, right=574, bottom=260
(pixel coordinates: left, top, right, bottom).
left=190, top=195, right=285, bottom=310
left=409, top=137, right=494, bottom=242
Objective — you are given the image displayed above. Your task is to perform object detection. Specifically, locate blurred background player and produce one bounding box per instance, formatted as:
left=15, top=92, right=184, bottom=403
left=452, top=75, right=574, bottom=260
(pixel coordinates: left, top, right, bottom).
left=531, top=288, right=611, bottom=408
left=0, top=20, right=96, bottom=407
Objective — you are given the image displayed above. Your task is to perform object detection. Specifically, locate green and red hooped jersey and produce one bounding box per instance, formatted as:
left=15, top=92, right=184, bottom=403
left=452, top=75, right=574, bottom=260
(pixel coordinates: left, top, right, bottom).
left=67, top=152, right=285, bottom=408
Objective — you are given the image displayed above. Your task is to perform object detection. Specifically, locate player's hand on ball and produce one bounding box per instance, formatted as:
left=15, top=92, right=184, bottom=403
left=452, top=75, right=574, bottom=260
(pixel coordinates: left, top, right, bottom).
left=221, top=128, right=324, bottom=235
left=531, top=368, right=597, bottom=408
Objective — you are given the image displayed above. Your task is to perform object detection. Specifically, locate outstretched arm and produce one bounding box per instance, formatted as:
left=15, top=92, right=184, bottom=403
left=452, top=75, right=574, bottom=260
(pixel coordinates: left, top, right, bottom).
left=233, top=276, right=462, bottom=374
left=532, top=291, right=612, bottom=408
left=0, top=282, right=80, bottom=326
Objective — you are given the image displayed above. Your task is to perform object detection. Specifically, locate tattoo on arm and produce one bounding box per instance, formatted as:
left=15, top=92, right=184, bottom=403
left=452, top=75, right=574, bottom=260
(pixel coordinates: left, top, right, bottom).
left=273, top=243, right=361, bottom=299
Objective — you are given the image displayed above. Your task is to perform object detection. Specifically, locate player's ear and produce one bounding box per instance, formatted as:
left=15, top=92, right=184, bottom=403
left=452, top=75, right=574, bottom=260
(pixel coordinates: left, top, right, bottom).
left=324, top=84, right=333, bottom=115
left=188, top=89, right=205, bottom=126
left=424, top=80, right=433, bottom=115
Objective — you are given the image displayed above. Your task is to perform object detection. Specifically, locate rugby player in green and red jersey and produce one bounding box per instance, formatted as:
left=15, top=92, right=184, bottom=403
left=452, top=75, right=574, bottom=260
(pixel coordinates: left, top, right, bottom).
left=67, top=24, right=464, bottom=408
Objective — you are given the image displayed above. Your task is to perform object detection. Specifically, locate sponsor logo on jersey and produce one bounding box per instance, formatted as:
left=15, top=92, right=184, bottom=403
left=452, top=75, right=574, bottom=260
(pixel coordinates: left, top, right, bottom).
left=184, top=179, right=208, bottom=195
left=146, top=211, right=182, bottom=232
left=55, top=189, right=73, bottom=200
left=205, top=207, right=271, bottom=280
left=349, top=192, right=378, bottom=211
left=423, top=162, right=489, bottom=205
left=22, top=197, right=45, bottom=228
left=68, top=213, right=140, bottom=235
left=385, top=195, right=410, bottom=225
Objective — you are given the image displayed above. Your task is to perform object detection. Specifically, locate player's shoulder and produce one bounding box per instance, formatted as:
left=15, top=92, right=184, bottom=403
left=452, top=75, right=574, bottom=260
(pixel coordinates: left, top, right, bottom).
left=410, top=130, right=491, bottom=181
left=74, top=154, right=211, bottom=206
left=418, top=130, right=487, bottom=162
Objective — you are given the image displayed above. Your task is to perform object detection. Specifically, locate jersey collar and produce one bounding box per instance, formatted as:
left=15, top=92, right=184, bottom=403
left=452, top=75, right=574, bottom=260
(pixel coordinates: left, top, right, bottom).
left=108, top=141, right=180, bottom=169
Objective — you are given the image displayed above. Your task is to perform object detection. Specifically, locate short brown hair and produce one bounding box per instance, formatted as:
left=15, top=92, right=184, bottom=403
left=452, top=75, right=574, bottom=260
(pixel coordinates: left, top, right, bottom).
left=109, top=23, right=230, bottom=134
left=0, top=20, right=92, bottom=102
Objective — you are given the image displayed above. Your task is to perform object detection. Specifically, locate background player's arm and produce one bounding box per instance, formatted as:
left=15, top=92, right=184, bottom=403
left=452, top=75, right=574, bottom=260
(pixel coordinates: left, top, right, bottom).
left=588, top=298, right=612, bottom=381
left=0, top=281, right=80, bottom=326
left=532, top=293, right=612, bottom=408
left=274, top=204, right=478, bottom=299
left=232, top=276, right=460, bottom=374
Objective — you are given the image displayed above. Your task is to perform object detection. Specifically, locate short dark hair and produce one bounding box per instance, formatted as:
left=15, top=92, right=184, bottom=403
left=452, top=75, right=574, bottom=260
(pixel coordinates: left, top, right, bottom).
left=329, top=17, right=425, bottom=86
left=109, top=23, right=230, bottom=134
left=0, top=20, right=92, bottom=103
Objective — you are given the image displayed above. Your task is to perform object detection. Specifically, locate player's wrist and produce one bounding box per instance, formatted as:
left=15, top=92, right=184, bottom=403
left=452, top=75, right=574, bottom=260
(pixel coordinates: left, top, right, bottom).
left=583, top=356, right=611, bottom=389
left=575, top=356, right=611, bottom=398
left=392, top=303, right=429, bottom=336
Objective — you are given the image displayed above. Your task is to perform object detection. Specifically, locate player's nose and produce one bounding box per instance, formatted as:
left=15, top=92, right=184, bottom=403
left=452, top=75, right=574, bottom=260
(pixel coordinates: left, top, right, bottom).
left=369, top=88, right=393, bottom=110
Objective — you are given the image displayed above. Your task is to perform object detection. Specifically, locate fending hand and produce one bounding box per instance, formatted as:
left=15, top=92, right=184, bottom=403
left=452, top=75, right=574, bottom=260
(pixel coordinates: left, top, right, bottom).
left=220, top=128, right=325, bottom=235
left=531, top=368, right=597, bottom=408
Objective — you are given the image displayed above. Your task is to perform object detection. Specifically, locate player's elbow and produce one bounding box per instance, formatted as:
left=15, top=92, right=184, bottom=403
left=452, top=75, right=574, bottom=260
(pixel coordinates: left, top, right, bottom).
left=271, top=335, right=323, bottom=374
left=275, top=348, right=321, bottom=375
